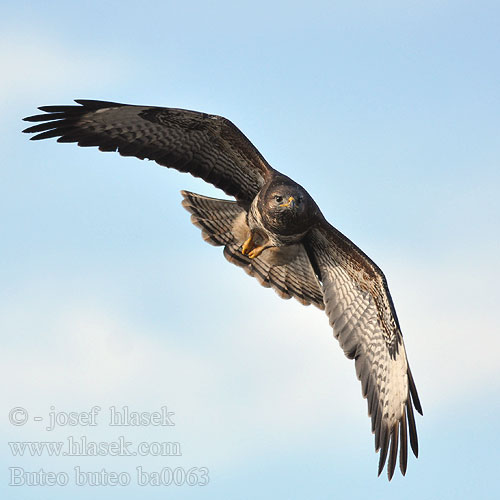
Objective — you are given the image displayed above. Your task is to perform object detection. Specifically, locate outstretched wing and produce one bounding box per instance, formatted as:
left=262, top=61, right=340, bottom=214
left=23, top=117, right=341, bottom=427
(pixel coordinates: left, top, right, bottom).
left=305, top=222, right=422, bottom=479
left=23, top=99, right=273, bottom=204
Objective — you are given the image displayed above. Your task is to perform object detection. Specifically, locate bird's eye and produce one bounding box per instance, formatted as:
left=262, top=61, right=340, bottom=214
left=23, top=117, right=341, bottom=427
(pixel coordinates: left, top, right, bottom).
left=274, top=195, right=283, bottom=203
left=297, top=196, right=303, bottom=204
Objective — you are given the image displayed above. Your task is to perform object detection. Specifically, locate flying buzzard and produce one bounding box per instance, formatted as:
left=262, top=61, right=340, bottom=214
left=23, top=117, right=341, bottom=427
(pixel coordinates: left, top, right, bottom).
left=23, top=100, right=422, bottom=479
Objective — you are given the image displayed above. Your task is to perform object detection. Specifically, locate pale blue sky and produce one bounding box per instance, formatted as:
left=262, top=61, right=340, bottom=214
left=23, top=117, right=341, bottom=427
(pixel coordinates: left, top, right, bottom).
left=2, top=1, right=500, bottom=499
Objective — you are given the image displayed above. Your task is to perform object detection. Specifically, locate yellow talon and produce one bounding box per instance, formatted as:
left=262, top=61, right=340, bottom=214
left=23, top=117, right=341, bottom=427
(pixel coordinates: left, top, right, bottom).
left=242, top=231, right=268, bottom=259
left=242, top=235, right=254, bottom=255
left=248, top=246, right=266, bottom=259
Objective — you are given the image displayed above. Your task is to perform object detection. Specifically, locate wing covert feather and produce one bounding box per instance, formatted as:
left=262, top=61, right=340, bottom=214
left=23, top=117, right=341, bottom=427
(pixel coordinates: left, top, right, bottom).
left=23, top=100, right=272, bottom=203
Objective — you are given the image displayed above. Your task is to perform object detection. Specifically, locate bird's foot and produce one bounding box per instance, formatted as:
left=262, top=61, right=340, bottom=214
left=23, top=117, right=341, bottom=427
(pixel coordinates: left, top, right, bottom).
left=247, top=245, right=267, bottom=259
left=242, top=232, right=270, bottom=259
left=242, top=235, right=255, bottom=256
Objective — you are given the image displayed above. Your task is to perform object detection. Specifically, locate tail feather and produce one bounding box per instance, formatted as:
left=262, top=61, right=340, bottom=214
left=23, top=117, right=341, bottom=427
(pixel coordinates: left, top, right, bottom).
left=181, top=191, right=242, bottom=246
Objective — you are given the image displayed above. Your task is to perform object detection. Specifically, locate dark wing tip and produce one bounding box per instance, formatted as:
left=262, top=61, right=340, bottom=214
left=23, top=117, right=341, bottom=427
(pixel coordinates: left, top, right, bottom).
left=408, top=365, right=423, bottom=415
left=23, top=99, right=125, bottom=124
left=406, top=397, right=419, bottom=458
left=399, top=411, right=408, bottom=476
left=377, top=426, right=390, bottom=477
left=22, top=100, right=127, bottom=144
left=387, top=424, right=399, bottom=480
left=376, top=395, right=417, bottom=480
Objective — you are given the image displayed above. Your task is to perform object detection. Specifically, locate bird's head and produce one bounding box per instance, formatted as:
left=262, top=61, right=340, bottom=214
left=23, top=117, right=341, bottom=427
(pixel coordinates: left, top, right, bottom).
left=260, top=177, right=319, bottom=235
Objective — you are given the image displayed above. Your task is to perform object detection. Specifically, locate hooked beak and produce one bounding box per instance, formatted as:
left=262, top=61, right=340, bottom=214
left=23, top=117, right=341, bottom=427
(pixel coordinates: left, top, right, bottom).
left=279, top=196, right=295, bottom=209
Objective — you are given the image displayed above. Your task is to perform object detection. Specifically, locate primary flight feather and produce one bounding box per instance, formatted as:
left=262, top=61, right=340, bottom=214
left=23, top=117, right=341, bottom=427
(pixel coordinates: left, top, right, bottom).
left=23, top=99, right=422, bottom=479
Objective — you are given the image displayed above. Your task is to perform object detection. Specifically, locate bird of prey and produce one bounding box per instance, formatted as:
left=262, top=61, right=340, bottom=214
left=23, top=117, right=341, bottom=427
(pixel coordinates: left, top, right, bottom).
left=23, top=99, right=422, bottom=479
